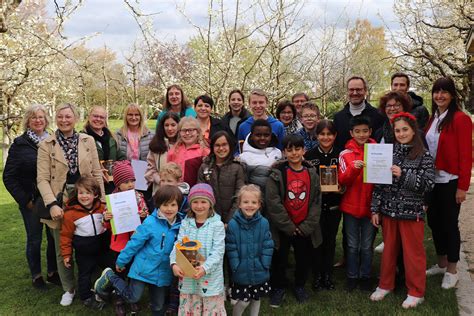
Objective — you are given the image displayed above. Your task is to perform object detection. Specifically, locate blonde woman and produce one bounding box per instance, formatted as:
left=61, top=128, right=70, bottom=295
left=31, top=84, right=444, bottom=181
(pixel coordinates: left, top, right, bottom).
left=116, top=104, right=154, bottom=161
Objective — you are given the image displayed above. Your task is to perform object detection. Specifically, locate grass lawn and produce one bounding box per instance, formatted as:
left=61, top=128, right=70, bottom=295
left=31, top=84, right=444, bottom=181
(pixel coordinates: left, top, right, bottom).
left=0, top=118, right=459, bottom=315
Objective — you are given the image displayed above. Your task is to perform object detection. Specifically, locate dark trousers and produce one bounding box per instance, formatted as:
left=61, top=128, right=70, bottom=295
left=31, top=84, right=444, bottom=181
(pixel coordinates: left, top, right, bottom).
left=427, top=180, right=461, bottom=262
left=313, top=208, right=342, bottom=277
left=19, top=207, right=57, bottom=278
left=271, top=232, right=313, bottom=288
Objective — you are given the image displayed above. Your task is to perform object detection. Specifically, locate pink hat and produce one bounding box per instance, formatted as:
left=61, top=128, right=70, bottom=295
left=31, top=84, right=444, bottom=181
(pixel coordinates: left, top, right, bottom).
left=113, top=160, right=136, bottom=189
left=188, top=183, right=215, bottom=207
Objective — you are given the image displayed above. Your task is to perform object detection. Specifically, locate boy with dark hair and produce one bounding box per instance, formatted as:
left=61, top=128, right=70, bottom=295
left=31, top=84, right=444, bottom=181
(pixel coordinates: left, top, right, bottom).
left=265, top=134, right=322, bottom=307
left=338, top=115, right=376, bottom=292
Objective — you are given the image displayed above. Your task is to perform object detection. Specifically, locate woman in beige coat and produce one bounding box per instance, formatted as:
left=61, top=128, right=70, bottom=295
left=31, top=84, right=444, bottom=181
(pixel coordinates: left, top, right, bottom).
left=37, top=103, right=105, bottom=306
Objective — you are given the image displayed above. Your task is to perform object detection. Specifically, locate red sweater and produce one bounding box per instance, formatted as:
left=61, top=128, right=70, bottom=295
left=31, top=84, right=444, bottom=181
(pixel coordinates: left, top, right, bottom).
left=338, top=138, right=376, bottom=219
left=425, top=111, right=472, bottom=191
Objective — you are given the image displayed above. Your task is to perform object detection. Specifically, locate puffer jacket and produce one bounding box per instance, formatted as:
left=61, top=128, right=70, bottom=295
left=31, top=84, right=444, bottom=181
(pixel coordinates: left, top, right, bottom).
left=226, top=210, right=274, bottom=286
left=116, top=128, right=154, bottom=161
left=338, top=138, right=376, bottom=219
left=265, top=161, right=322, bottom=249
left=197, top=157, right=246, bottom=223
left=408, top=91, right=429, bottom=130
left=170, top=213, right=225, bottom=296
left=167, top=143, right=210, bottom=187
left=371, top=144, right=435, bottom=220
left=116, top=210, right=181, bottom=287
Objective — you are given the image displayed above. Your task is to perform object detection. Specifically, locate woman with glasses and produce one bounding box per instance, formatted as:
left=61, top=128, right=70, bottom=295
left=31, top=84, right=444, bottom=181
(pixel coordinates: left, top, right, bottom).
left=275, top=100, right=302, bottom=135
left=374, top=91, right=412, bottom=144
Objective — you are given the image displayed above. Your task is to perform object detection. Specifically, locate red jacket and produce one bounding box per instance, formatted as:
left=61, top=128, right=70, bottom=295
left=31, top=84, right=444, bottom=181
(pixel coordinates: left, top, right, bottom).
left=426, top=111, right=472, bottom=191
left=338, top=138, right=376, bottom=219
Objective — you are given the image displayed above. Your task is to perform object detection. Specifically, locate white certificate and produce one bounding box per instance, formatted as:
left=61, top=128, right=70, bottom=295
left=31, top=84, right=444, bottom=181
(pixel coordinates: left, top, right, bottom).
left=363, top=143, right=393, bottom=184
left=106, top=190, right=141, bottom=235
left=131, top=159, right=148, bottom=191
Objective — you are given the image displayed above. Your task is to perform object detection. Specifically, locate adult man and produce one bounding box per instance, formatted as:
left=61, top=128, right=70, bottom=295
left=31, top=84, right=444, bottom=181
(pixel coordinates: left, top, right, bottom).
left=391, top=73, right=429, bottom=130
left=292, top=92, right=309, bottom=120
left=237, top=89, right=285, bottom=151
left=333, top=76, right=384, bottom=151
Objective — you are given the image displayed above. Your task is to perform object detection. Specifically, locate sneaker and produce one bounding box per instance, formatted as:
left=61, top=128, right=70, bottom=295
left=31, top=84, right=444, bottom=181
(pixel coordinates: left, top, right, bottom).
left=322, top=275, right=335, bottom=290
left=269, top=288, right=285, bottom=308
left=294, top=287, right=309, bottom=304
left=359, top=277, right=373, bottom=292
left=83, top=296, right=106, bottom=310
left=345, top=278, right=358, bottom=292
left=426, top=264, right=446, bottom=276
left=32, top=276, right=47, bottom=290
left=374, top=242, right=384, bottom=254
left=370, top=287, right=391, bottom=301
left=60, top=291, right=75, bottom=306
left=402, top=295, right=424, bottom=309
left=94, top=267, right=114, bottom=299
left=46, top=271, right=61, bottom=286
left=441, top=272, right=458, bottom=289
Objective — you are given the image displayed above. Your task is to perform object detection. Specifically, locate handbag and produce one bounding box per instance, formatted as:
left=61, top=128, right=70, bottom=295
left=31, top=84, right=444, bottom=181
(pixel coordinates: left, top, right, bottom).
left=33, top=183, right=67, bottom=220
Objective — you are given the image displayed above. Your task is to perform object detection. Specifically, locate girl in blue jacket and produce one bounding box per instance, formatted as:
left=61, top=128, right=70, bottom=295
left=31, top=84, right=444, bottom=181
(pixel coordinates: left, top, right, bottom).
left=94, top=185, right=183, bottom=315
left=226, top=185, right=274, bottom=316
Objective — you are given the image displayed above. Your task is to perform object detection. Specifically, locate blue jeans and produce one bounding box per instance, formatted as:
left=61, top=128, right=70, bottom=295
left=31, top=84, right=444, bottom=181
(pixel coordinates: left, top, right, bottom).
left=344, top=213, right=375, bottom=279
left=110, top=273, right=168, bottom=315
left=19, top=206, right=57, bottom=278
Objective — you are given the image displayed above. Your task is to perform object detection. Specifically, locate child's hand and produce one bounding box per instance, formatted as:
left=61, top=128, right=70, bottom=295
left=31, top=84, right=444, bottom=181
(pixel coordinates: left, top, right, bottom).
left=104, top=211, right=113, bottom=221
left=63, top=257, right=71, bottom=268
left=139, top=210, right=148, bottom=218
left=353, top=160, right=365, bottom=169
left=391, top=165, right=402, bottom=178
left=116, top=265, right=125, bottom=272
left=172, top=264, right=185, bottom=278
left=371, top=214, right=380, bottom=228
left=224, top=223, right=228, bottom=230
left=193, top=266, right=206, bottom=279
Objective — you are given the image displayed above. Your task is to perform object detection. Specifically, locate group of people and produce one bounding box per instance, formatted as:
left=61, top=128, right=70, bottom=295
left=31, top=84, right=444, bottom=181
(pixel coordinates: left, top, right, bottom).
left=3, top=73, right=472, bottom=315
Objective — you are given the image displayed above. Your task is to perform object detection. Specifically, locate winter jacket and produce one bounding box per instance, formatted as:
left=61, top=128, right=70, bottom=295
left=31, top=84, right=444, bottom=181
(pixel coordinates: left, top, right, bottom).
left=371, top=144, right=435, bottom=221
left=221, top=108, right=252, bottom=138
left=408, top=91, right=429, bottom=130
left=207, top=116, right=230, bottom=143
left=37, top=132, right=105, bottom=229
left=226, top=210, right=274, bottom=286
left=333, top=101, right=384, bottom=152
left=145, top=150, right=168, bottom=195
left=338, top=138, right=376, bottom=219
left=116, top=128, right=154, bottom=161
left=83, top=127, right=126, bottom=162
left=60, top=199, right=107, bottom=260
left=265, top=161, right=322, bottom=249
left=117, top=210, right=181, bottom=287
left=167, top=143, right=210, bottom=187
left=197, top=157, right=246, bottom=223
left=170, top=213, right=225, bottom=296
left=156, top=107, right=197, bottom=128
left=3, top=133, right=40, bottom=209
left=237, top=116, right=285, bottom=150
left=296, top=127, right=319, bottom=151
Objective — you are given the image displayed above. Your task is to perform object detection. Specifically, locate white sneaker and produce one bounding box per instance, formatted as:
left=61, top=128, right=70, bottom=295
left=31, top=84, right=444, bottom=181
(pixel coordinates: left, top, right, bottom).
left=426, top=264, right=446, bottom=276
left=402, top=295, right=424, bottom=309
left=370, top=287, right=391, bottom=301
left=441, top=272, right=458, bottom=289
left=60, top=291, right=75, bottom=306
left=374, top=242, right=384, bottom=254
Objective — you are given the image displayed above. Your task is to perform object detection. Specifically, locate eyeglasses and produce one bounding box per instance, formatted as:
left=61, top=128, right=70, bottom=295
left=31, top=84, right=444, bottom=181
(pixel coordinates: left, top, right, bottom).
left=348, top=88, right=364, bottom=93
left=180, top=128, right=198, bottom=134
left=302, top=115, right=318, bottom=119
left=92, top=114, right=106, bottom=120
left=386, top=103, right=401, bottom=109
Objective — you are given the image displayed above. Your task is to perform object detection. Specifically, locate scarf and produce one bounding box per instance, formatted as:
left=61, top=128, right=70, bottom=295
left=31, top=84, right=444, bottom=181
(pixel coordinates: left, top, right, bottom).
left=26, top=128, right=49, bottom=146
left=85, top=125, right=111, bottom=160
left=56, top=129, right=79, bottom=175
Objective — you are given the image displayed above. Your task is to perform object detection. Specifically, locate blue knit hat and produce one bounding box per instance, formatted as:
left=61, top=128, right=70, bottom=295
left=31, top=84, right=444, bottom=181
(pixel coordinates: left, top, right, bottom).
left=188, top=183, right=215, bottom=207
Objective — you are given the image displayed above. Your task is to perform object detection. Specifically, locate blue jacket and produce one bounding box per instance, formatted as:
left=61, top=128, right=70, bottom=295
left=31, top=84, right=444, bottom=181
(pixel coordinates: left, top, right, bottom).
left=226, top=210, right=274, bottom=286
left=237, top=116, right=285, bottom=150
left=116, top=210, right=181, bottom=287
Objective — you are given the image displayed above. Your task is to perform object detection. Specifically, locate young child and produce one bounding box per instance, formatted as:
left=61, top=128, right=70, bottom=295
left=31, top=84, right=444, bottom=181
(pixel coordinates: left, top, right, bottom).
left=226, top=185, right=274, bottom=316
left=370, top=113, right=434, bottom=308
left=265, top=134, right=322, bottom=307
left=94, top=185, right=184, bottom=315
left=305, top=119, right=342, bottom=290
left=60, top=176, right=108, bottom=309
left=170, top=183, right=226, bottom=315
left=158, top=162, right=190, bottom=218
left=198, top=131, right=245, bottom=224
left=296, top=102, right=320, bottom=151
left=338, top=115, right=376, bottom=292
left=239, top=119, right=282, bottom=191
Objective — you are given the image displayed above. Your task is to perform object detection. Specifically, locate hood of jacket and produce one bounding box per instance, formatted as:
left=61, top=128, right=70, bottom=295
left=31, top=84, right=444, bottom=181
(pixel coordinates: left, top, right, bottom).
left=153, top=208, right=182, bottom=229
left=242, top=133, right=279, bottom=154
left=64, top=198, right=104, bottom=214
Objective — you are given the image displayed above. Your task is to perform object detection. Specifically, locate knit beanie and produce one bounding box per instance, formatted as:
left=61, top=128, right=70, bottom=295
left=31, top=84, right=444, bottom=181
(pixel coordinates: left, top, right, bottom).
left=188, top=183, right=215, bottom=207
left=113, top=160, right=136, bottom=189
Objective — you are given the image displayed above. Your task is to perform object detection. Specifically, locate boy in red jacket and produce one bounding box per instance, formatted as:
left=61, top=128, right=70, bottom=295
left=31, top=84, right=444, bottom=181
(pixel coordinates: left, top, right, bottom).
left=338, top=115, right=376, bottom=292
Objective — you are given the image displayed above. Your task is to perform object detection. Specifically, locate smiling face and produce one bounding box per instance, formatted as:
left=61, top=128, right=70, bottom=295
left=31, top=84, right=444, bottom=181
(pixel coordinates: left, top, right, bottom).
left=191, top=198, right=211, bottom=220
left=433, top=89, right=453, bottom=113
left=350, top=124, right=371, bottom=146
left=250, top=126, right=272, bottom=149
left=76, top=185, right=96, bottom=209
left=28, top=110, right=47, bottom=135
left=213, top=135, right=230, bottom=163
left=119, top=180, right=135, bottom=192
left=159, top=174, right=179, bottom=187
left=239, top=191, right=261, bottom=219
left=391, top=76, right=409, bottom=94
left=164, top=118, right=179, bottom=139
left=279, top=106, right=294, bottom=125
left=284, top=145, right=305, bottom=166
left=195, top=99, right=212, bottom=120
left=229, top=92, right=244, bottom=113
left=126, top=108, right=141, bottom=128
left=394, top=119, right=415, bottom=144
left=56, top=107, right=77, bottom=135
left=317, top=127, right=336, bottom=152
left=168, top=87, right=182, bottom=108
left=179, top=122, right=199, bottom=146
left=347, top=79, right=367, bottom=106
left=292, top=95, right=307, bottom=114
left=384, top=98, right=402, bottom=120
left=301, top=108, right=319, bottom=131
left=89, top=107, right=107, bottom=132
left=159, top=199, right=179, bottom=222
left=249, top=94, right=268, bottom=119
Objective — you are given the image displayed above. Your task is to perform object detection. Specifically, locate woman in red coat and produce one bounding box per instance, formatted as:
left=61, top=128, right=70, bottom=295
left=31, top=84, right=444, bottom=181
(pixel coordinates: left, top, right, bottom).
left=425, top=77, right=472, bottom=289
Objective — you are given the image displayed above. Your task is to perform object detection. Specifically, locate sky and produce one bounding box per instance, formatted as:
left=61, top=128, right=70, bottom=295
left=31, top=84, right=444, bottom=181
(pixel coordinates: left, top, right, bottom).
left=45, top=0, right=398, bottom=59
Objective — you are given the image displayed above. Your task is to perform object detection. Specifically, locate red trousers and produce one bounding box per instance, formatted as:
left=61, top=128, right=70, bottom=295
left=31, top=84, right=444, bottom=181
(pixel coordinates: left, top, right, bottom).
left=378, top=216, right=426, bottom=298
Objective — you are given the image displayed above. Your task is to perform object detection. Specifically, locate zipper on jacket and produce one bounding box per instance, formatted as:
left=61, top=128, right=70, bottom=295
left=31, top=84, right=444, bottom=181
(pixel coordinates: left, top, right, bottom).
left=90, top=214, right=98, bottom=236
left=160, top=233, right=165, bottom=249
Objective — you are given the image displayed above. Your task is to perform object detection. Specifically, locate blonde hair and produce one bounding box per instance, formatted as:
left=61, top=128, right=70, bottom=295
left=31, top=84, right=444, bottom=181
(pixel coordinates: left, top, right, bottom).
left=159, top=162, right=182, bottom=181
left=174, top=117, right=207, bottom=150
left=187, top=200, right=215, bottom=218
left=237, top=184, right=262, bottom=205
left=249, top=88, right=268, bottom=103
left=22, top=104, right=50, bottom=132
left=84, top=105, right=108, bottom=129
left=120, top=103, right=149, bottom=138
left=56, top=103, right=79, bottom=119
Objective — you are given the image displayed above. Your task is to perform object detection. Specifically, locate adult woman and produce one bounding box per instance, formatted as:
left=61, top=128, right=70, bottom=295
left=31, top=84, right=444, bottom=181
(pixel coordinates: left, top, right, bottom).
left=275, top=100, right=302, bottom=135
left=3, top=104, right=58, bottom=290
left=83, top=106, right=125, bottom=193
left=37, top=103, right=105, bottom=306
left=425, top=77, right=472, bottom=289
left=145, top=112, right=180, bottom=194
left=116, top=104, right=154, bottom=161
left=221, top=89, right=251, bottom=137
left=374, top=91, right=411, bottom=143
left=194, top=94, right=227, bottom=144
left=156, top=84, right=196, bottom=125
